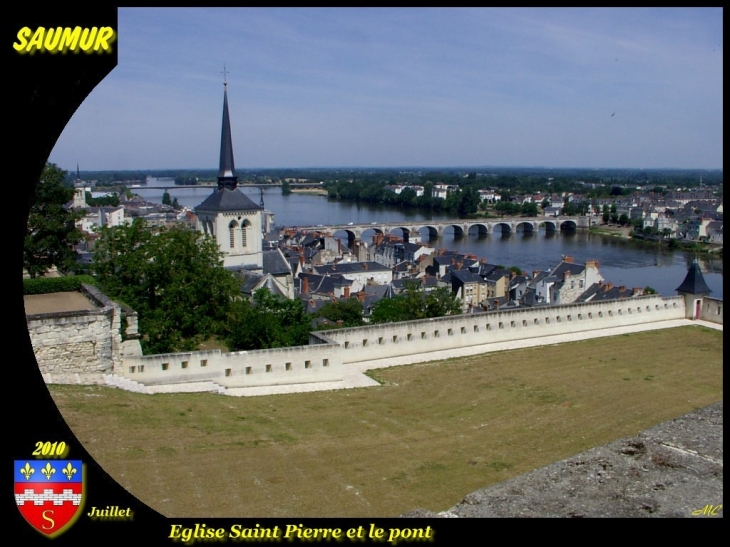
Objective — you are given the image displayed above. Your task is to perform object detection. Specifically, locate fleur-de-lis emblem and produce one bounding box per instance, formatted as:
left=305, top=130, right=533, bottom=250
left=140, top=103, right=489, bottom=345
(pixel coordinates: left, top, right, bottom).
left=41, top=462, right=56, bottom=480
left=62, top=462, right=77, bottom=480
left=20, top=462, right=35, bottom=481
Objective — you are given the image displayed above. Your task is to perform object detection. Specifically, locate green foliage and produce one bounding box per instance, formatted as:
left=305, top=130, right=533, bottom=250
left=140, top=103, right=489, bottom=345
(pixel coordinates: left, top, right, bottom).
left=314, top=298, right=364, bottom=328
left=495, top=200, right=522, bottom=215
left=85, top=191, right=119, bottom=207
left=281, top=180, right=292, bottom=196
left=643, top=286, right=657, bottom=294
left=226, top=289, right=310, bottom=350
left=24, top=163, right=84, bottom=278
left=162, top=191, right=172, bottom=206
left=370, top=283, right=460, bottom=324
left=520, top=202, right=538, bottom=217
left=92, top=220, right=240, bottom=354
left=23, top=275, right=97, bottom=295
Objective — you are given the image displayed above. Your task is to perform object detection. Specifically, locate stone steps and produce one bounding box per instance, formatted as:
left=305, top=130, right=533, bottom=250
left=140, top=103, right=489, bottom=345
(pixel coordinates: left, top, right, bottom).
left=104, top=374, right=226, bottom=395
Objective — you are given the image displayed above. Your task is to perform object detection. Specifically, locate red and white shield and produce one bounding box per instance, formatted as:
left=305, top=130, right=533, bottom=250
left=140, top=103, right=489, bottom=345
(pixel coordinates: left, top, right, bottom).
left=15, top=460, right=84, bottom=537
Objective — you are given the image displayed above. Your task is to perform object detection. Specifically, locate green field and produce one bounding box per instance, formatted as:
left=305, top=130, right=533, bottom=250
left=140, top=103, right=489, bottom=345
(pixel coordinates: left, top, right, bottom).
left=49, top=325, right=723, bottom=518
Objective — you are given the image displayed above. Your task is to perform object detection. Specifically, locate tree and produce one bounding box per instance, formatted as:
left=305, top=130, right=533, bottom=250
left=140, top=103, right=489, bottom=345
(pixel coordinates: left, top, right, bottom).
left=370, top=282, right=460, bottom=324
left=458, top=187, right=481, bottom=217
left=315, top=298, right=364, bottom=328
left=162, top=190, right=172, bottom=206
left=281, top=180, right=292, bottom=196
left=92, top=220, right=241, bottom=354
left=226, top=288, right=310, bottom=350
left=24, top=163, right=83, bottom=278
left=521, top=202, right=539, bottom=217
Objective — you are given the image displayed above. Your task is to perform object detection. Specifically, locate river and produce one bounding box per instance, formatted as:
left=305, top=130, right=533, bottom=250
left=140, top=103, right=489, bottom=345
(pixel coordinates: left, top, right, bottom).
left=133, top=178, right=723, bottom=299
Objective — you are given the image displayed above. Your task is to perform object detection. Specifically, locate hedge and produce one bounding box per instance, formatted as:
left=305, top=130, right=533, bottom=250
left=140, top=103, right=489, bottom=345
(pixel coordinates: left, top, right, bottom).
left=23, top=275, right=98, bottom=295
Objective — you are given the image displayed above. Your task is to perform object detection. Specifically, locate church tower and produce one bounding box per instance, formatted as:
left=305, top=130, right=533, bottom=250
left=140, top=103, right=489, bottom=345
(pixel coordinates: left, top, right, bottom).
left=195, top=78, right=264, bottom=270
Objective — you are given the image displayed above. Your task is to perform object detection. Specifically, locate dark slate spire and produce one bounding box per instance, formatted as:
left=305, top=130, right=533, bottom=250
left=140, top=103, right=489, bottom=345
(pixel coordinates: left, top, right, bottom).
left=217, top=80, right=237, bottom=190
left=676, top=258, right=711, bottom=295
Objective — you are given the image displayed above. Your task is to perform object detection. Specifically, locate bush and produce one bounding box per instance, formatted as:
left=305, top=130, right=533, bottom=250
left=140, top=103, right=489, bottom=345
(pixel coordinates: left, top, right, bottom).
left=23, top=275, right=97, bottom=295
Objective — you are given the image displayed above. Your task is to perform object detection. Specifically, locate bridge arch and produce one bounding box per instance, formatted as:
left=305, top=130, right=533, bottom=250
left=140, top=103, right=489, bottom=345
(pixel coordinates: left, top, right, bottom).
left=416, top=225, right=440, bottom=240
left=540, top=220, right=558, bottom=232
left=492, top=222, right=512, bottom=234
left=515, top=221, right=535, bottom=234
left=560, top=220, right=578, bottom=231
left=467, top=223, right=489, bottom=236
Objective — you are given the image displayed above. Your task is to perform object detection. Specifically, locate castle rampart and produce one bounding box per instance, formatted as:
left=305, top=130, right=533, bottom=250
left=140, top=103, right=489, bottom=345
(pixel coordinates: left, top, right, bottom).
left=28, top=290, right=721, bottom=394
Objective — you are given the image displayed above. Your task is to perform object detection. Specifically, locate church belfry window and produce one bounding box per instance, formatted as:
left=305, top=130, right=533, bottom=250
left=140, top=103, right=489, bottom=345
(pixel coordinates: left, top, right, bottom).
left=229, top=220, right=238, bottom=248
left=242, top=220, right=250, bottom=247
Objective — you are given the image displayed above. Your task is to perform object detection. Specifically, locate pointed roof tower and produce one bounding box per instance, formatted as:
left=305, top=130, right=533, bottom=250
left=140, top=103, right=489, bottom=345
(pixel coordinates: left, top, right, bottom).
left=195, top=75, right=262, bottom=213
left=217, top=79, right=237, bottom=189
left=675, top=258, right=711, bottom=295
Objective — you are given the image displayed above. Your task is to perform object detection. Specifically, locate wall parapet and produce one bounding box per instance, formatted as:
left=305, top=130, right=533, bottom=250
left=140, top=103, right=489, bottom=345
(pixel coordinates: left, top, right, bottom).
left=700, top=297, right=723, bottom=324
left=321, top=294, right=688, bottom=365
left=121, top=343, right=343, bottom=388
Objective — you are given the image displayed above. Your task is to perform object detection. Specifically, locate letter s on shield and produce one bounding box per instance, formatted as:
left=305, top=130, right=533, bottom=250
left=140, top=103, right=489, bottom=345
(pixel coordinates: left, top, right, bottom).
left=15, top=460, right=84, bottom=537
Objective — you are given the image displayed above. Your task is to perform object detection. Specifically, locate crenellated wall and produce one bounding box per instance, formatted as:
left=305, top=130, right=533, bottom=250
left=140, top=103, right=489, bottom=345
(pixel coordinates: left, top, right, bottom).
left=28, top=288, right=721, bottom=393
left=321, top=295, right=688, bottom=365
left=121, top=335, right=342, bottom=388
left=700, top=297, right=723, bottom=324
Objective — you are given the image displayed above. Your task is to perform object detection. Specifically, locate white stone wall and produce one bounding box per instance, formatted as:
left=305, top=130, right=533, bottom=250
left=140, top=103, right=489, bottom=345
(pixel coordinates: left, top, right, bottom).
left=121, top=342, right=342, bottom=388
left=700, top=297, right=723, bottom=324
left=33, top=286, right=719, bottom=393
left=323, top=295, right=687, bottom=365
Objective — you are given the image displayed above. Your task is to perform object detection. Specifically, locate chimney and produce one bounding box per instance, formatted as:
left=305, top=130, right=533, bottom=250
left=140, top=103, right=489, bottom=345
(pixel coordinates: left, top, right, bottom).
left=357, top=292, right=366, bottom=302
left=480, top=257, right=486, bottom=264
left=344, top=287, right=350, bottom=298
left=337, top=238, right=341, bottom=254
left=586, top=259, right=599, bottom=269
left=533, top=270, right=540, bottom=279
left=302, top=277, right=309, bottom=294
left=363, top=262, right=368, bottom=270
left=598, top=280, right=603, bottom=286
left=632, top=287, right=643, bottom=296
left=563, top=256, right=574, bottom=263
left=618, top=285, right=626, bottom=293
left=493, top=299, right=500, bottom=310
left=607, top=281, right=614, bottom=290
left=510, top=271, right=516, bottom=279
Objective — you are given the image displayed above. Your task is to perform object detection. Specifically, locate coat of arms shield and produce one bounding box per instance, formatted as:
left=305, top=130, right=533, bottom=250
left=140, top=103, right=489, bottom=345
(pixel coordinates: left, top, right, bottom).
left=15, top=460, right=84, bottom=537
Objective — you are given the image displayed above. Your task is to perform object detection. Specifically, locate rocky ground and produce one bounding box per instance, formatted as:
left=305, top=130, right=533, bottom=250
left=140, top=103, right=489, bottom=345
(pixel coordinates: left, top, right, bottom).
left=402, top=401, right=723, bottom=518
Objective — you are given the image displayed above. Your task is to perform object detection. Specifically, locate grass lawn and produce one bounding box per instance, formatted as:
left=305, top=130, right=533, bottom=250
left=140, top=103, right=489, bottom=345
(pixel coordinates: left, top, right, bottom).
left=48, top=325, right=722, bottom=518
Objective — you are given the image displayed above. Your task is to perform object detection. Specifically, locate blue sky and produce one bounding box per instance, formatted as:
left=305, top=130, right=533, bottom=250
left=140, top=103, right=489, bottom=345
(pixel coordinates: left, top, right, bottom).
left=49, top=8, right=723, bottom=171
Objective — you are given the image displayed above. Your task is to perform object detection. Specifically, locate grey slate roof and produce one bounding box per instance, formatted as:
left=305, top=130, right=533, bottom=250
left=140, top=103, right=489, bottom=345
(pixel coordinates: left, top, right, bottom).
left=675, top=259, right=711, bottom=295
left=263, top=249, right=292, bottom=276
left=194, top=187, right=263, bottom=213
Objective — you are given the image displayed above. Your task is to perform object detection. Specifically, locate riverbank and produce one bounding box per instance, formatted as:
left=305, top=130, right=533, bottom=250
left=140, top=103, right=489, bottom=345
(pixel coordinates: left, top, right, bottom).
left=290, top=188, right=328, bottom=196
left=588, top=225, right=632, bottom=239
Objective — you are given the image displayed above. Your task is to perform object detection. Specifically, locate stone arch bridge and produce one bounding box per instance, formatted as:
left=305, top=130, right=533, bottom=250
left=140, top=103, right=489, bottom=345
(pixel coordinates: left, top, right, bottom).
left=294, top=216, right=588, bottom=243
